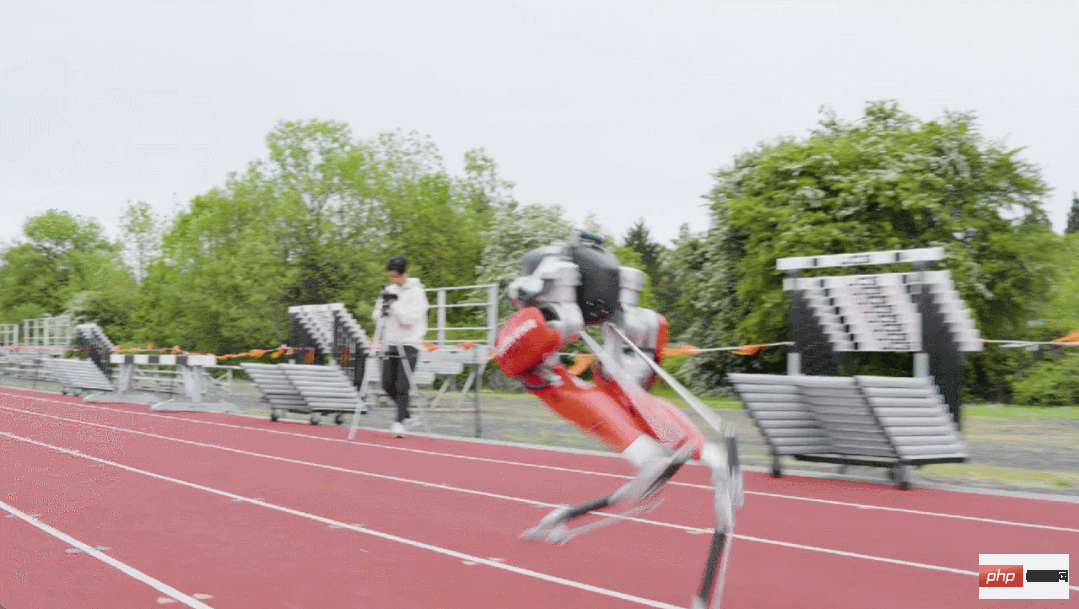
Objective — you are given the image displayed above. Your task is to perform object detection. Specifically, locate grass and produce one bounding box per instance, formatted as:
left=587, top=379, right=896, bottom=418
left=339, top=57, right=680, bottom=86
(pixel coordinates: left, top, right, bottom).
left=482, top=387, right=1079, bottom=418
left=962, top=404, right=1079, bottom=419
left=919, top=462, right=1079, bottom=489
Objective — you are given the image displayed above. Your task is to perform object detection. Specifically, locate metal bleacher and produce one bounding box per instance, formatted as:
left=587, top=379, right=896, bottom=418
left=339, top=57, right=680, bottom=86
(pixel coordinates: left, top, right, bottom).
left=240, top=361, right=366, bottom=425
left=281, top=364, right=366, bottom=424
left=40, top=358, right=114, bottom=395
left=728, top=372, right=967, bottom=488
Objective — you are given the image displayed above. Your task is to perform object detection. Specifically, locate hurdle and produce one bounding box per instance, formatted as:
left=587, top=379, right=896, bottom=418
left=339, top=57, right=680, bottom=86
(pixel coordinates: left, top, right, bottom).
left=88, top=353, right=238, bottom=413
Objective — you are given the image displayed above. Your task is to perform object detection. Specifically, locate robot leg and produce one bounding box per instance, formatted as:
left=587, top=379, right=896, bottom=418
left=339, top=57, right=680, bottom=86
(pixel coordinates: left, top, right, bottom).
left=517, top=364, right=692, bottom=543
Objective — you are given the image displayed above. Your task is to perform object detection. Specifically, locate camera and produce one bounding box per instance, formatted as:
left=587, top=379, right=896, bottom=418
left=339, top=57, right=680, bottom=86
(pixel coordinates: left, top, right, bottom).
left=379, top=285, right=398, bottom=317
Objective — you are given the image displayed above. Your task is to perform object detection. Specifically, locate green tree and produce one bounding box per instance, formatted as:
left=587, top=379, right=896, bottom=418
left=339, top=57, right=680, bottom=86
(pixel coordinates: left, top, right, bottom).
left=135, top=120, right=509, bottom=353
left=654, top=224, right=708, bottom=341
left=622, top=218, right=663, bottom=279
left=1004, top=232, right=1079, bottom=404
left=680, top=100, right=1059, bottom=395
left=1067, top=191, right=1079, bottom=234
left=119, top=200, right=164, bottom=284
left=0, top=210, right=136, bottom=340
left=475, top=202, right=574, bottom=320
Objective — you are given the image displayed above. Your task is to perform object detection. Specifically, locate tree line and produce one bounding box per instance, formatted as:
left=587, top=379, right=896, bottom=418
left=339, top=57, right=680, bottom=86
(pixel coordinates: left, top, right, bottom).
left=2, top=102, right=1078, bottom=404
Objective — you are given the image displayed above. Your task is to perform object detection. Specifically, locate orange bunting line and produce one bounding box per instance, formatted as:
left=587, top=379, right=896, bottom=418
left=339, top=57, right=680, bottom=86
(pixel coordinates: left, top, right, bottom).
left=248, top=349, right=266, bottom=358
left=663, top=344, right=703, bottom=357
left=1052, top=331, right=1079, bottom=344
left=567, top=354, right=596, bottom=375
left=422, top=342, right=439, bottom=352
left=734, top=344, right=765, bottom=356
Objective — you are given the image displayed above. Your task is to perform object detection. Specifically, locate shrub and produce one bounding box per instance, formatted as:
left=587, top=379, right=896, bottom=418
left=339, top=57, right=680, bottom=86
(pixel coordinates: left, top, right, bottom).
left=1010, top=352, right=1079, bottom=405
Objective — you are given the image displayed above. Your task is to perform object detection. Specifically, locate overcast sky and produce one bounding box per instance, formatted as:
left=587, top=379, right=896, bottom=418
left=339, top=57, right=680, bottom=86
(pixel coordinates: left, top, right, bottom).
left=2, top=1, right=1077, bottom=250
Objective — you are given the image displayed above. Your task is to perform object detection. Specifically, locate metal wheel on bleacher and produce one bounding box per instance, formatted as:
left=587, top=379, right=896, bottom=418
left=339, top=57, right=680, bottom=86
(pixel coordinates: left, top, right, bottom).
left=334, top=413, right=346, bottom=425
left=309, top=412, right=321, bottom=425
left=270, top=409, right=281, bottom=422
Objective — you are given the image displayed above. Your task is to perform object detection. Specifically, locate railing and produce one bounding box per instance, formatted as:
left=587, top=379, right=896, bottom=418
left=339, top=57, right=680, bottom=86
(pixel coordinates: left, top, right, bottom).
left=0, top=324, right=18, bottom=347
left=425, top=283, right=499, bottom=347
left=21, top=316, right=73, bottom=348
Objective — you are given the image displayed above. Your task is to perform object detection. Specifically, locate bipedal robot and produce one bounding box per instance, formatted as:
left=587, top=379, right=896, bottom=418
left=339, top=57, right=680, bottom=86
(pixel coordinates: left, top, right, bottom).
left=492, top=230, right=744, bottom=609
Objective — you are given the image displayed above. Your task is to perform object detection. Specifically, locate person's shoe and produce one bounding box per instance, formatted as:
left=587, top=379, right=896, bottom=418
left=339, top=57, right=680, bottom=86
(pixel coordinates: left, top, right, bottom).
left=613, top=444, right=693, bottom=504
left=390, top=422, right=406, bottom=438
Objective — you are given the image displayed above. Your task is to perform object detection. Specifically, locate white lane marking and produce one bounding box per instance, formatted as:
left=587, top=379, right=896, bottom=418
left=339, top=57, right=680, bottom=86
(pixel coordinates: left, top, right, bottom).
left=0, top=431, right=684, bottom=609
left=11, top=432, right=1067, bottom=600
left=743, top=532, right=1079, bottom=592
left=0, top=407, right=674, bottom=529
left=2, top=399, right=1077, bottom=534
left=6, top=414, right=1071, bottom=593
left=0, top=499, right=215, bottom=608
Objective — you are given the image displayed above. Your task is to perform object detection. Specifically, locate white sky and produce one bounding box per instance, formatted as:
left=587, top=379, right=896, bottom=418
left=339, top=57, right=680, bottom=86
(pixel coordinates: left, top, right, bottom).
left=1, top=1, right=1077, bottom=249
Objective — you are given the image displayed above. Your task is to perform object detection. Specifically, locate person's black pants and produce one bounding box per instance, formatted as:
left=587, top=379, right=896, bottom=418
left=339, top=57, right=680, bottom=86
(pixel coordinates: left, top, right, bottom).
left=381, top=345, right=419, bottom=423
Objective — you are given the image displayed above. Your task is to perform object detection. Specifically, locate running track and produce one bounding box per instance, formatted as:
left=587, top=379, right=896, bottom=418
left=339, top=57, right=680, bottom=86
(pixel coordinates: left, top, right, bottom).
left=1, top=387, right=1076, bottom=609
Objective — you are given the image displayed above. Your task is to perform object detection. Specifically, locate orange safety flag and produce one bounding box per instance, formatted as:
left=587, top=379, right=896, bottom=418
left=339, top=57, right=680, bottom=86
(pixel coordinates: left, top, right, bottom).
left=1052, top=331, right=1079, bottom=344
left=735, top=344, right=765, bottom=356
left=422, top=341, right=439, bottom=352
left=663, top=344, right=703, bottom=357
left=271, top=348, right=286, bottom=359
left=171, top=345, right=181, bottom=354
left=248, top=349, right=266, bottom=358
left=567, top=353, right=596, bottom=375
left=457, top=341, right=477, bottom=350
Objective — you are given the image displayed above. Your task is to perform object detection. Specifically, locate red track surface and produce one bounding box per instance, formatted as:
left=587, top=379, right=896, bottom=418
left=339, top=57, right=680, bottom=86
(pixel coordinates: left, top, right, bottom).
left=1, top=387, right=1076, bottom=609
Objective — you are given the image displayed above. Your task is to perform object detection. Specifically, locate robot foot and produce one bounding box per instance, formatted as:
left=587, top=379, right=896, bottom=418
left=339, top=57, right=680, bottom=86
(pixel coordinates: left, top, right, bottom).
left=613, top=444, right=694, bottom=505
left=520, top=497, right=664, bottom=546
left=699, top=438, right=743, bottom=532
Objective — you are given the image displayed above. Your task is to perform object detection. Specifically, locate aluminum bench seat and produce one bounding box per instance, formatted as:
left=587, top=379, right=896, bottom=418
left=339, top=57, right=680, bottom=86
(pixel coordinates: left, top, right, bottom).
left=727, top=372, right=967, bottom=488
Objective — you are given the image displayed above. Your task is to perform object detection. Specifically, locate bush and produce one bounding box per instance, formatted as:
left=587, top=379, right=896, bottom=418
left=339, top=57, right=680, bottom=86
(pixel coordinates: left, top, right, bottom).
left=1010, top=351, right=1079, bottom=405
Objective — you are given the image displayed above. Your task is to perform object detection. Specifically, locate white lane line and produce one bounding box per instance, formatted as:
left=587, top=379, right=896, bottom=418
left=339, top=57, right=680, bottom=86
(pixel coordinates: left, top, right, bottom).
left=750, top=531, right=1079, bottom=593
left=8, top=431, right=1061, bottom=600
left=6, top=410, right=1071, bottom=593
left=0, top=431, right=683, bottom=609
left=0, top=406, right=688, bottom=531
left=0, top=499, right=215, bottom=608
left=2, top=397, right=1077, bottom=534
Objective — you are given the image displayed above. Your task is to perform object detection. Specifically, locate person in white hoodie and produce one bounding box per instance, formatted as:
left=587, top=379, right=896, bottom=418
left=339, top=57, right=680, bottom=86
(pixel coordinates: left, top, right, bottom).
left=372, top=255, right=429, bottom=437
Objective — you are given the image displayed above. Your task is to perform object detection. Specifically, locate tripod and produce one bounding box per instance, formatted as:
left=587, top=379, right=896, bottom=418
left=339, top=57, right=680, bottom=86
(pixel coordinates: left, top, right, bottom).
left=347, top=300, right=431, bottom=440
